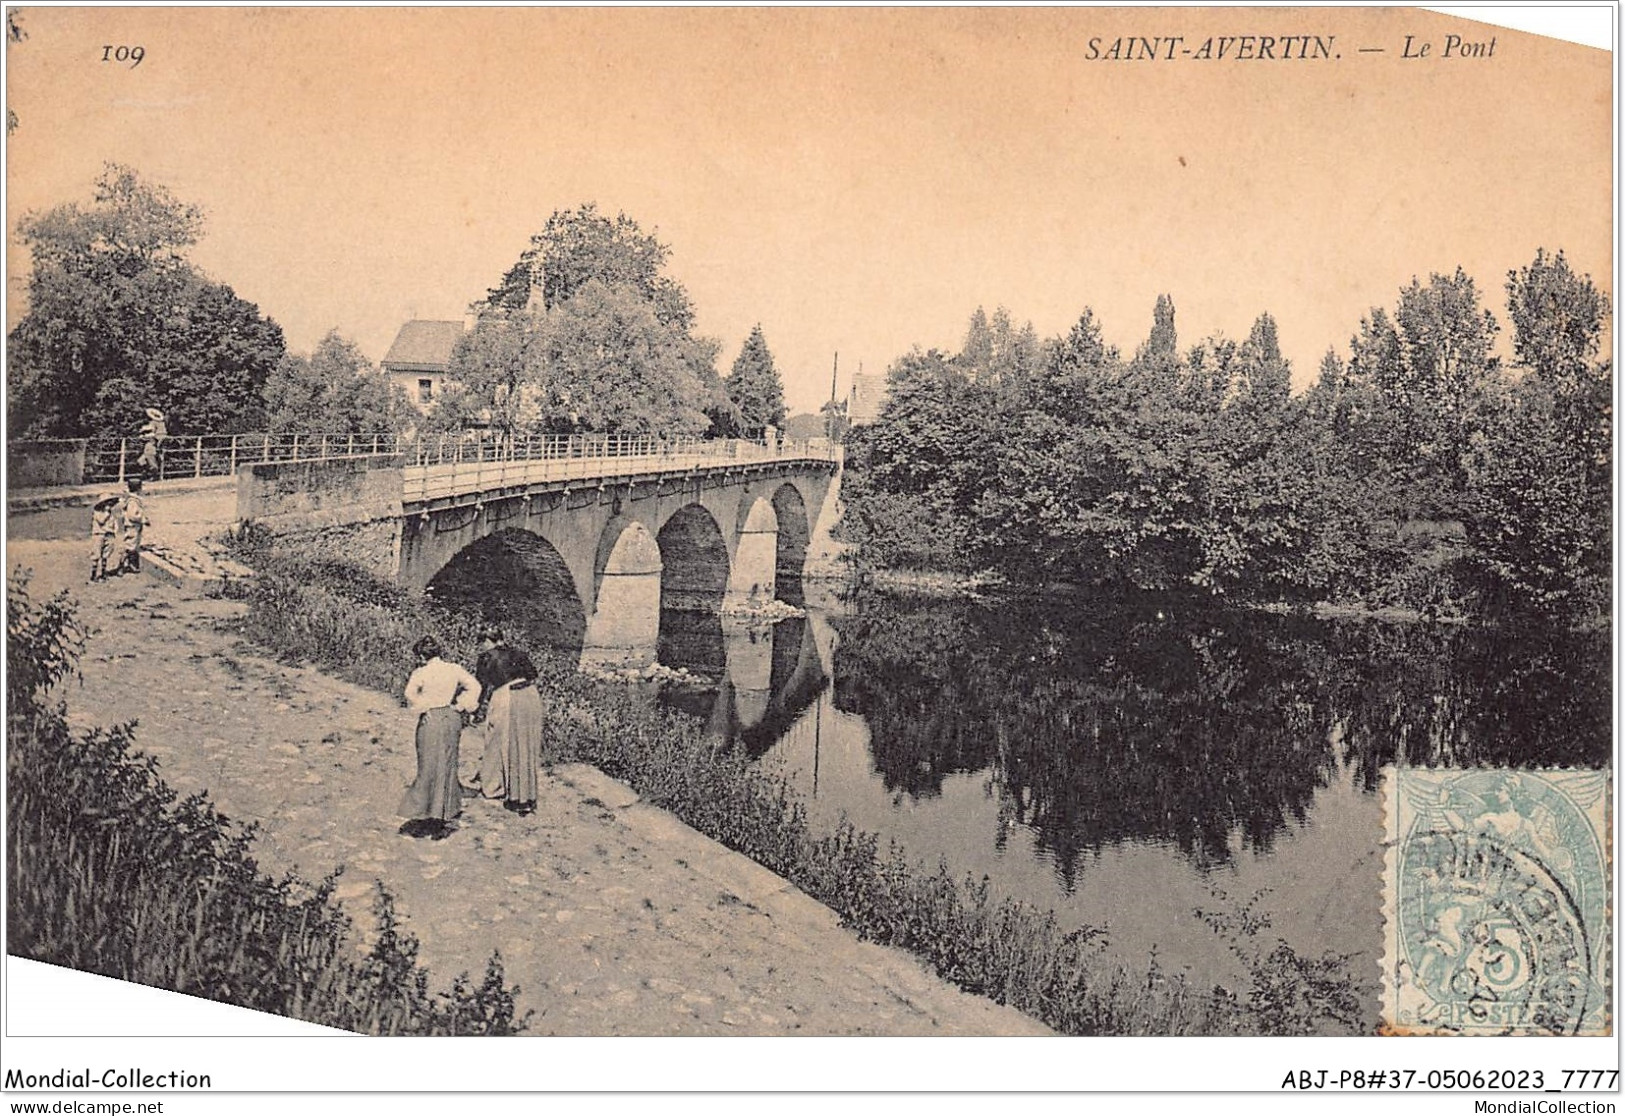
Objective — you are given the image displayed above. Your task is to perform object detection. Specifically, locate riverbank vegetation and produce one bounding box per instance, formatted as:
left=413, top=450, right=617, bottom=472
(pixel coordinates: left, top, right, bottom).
left=838, top=252, right=1610, bottom=628
left=223, top=538, right=1363, bottom=1035
left=5, top=571, right=528, bottom=1035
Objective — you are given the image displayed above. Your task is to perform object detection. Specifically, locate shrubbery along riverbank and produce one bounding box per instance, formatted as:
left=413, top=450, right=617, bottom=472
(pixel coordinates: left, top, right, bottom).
left=5, top=570, right=528, bottom=1036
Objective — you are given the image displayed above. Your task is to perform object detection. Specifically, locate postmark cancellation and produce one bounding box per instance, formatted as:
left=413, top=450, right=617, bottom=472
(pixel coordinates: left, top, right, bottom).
left=1383, top=768, right=1611, bottom=1036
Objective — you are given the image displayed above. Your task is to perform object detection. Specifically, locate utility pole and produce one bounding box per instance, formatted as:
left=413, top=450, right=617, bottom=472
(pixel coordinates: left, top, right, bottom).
left=825, top=352, right=839, bottom=440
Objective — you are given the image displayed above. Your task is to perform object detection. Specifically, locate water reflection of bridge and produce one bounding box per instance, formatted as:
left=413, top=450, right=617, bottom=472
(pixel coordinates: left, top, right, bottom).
left=659, top=611, right=833, bottom=758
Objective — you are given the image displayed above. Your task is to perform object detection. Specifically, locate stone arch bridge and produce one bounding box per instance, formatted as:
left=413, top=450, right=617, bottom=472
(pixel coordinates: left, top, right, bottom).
left=238, top=438, right=839, bottom=672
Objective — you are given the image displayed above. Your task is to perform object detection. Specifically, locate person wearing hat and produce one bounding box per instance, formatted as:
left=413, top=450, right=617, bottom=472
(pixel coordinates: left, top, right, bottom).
left=119, top=477, right=147, bottom=574
left=137, top=407, right=166, bottom=476
left=89, top=493, right=122, bottom=581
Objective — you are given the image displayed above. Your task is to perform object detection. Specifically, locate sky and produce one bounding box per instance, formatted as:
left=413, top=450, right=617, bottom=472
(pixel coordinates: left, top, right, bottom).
left=5, top=6, right=1614, bottom=415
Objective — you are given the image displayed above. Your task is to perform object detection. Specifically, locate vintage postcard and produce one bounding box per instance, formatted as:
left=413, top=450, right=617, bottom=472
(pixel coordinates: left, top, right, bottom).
left=1, top=3, right=1614, bottom=1102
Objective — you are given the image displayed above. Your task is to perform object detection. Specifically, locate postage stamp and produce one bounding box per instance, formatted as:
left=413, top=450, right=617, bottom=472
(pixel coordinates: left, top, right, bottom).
left=1383, top=768, right=1611, bottom=1036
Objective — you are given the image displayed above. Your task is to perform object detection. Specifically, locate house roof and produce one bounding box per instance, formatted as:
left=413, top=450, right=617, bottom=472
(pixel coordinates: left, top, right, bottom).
left=381, top=320, right=465, bottom=372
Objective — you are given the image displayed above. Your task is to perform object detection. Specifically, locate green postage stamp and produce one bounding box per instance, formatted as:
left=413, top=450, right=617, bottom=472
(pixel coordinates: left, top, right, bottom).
left=1383, top=768, right=1611, bottom=1036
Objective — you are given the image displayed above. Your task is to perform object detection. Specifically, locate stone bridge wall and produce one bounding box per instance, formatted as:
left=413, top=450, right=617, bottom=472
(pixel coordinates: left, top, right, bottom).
left=8, top=441, right=88, bottom=488
left=237, top=454, right=405, bottom=575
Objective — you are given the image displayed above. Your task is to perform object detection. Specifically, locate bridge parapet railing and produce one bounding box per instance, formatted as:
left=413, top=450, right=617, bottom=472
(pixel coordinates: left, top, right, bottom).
left=13, top=429, right=838, bottom=491
left=406, top=432, right=711, bottom=467
left=17, top=432, right=406, bottom=486
left=401, top=435, right=838, bottom=504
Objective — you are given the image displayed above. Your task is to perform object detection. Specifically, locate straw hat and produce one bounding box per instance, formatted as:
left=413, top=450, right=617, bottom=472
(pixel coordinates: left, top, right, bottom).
left=144, top=407, right=165, bottom=421
left=94, top=493, right=123, bottom=509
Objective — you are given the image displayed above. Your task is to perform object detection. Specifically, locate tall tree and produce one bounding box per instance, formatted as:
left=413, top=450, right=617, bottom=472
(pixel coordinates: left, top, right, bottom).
left=1180, top=336, right=1236, bottom=414
left=955, top=305, right=1038, bottom=391
left=1344, top=272, right=1501, bottom=507
left=1130, top=294, right=1182, bottom=397
left=461, top=205, right=728, bottom=438
left=443, top=309, right=546, bottom=437
left=8, top=165, right=284, bottom=437
left=837, top=349, right=999, bottom=570
left=1303, top=348, right=1345, bottom=426
left=724, top=324, right=787, bottom=432
left=959, top=307, right=993, bottom=374
left=1230, top=312, right=1291, bottom=410
left=263, top=331, right=408, bottom=435
left=486, top=203, right=696, bottom=330
left=1036, top=307, right=1122, bottom=422
left=1462, top=249, right=1612, bottom=620
left=532, top=280, right=715, bottom=436
left=1506, top=249, right=1606, bottom=388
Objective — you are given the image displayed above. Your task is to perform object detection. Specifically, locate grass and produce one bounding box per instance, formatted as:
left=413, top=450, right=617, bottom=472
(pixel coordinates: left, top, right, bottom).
left=221, top=533, right=1364, bottom=1036
left=5, top=569, right=528, bottom=1036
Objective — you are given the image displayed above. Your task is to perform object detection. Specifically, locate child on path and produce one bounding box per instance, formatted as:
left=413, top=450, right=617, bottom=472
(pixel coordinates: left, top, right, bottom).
left=89, top=494, right=121, bottom=581
left=120, top=478, right=147, bottom=574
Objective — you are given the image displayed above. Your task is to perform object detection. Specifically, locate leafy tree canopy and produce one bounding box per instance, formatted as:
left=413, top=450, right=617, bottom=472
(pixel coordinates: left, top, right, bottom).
left=535, top=280, right=716, bottom=436
left=956, top=305, right=1039, bottom=391
left=484, top=203, right=696, bottom=332
left=455, top=205, right=726, bottom=438
left=8, top=164, right=284, bottom=438
left=263, top=331, right=409, bottom=435
left=1506, top=248, right=1607, bottom=389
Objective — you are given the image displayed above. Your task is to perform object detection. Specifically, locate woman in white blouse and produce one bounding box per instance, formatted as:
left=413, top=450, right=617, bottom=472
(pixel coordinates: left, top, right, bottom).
left=398, top=635, right=480, bottom=839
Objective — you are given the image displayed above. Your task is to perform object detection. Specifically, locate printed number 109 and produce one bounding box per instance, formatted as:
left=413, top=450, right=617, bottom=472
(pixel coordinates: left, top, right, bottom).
left=102, top=45, right=144, bottom=67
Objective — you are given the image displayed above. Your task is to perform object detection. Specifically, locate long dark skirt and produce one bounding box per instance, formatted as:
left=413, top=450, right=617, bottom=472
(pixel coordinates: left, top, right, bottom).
left=398, top=707, right=464, bottom=821
left=479, top=682, right=543, bottom=805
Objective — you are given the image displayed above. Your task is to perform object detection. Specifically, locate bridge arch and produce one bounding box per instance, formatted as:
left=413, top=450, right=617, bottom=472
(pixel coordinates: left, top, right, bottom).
left=770, top=483, right=811, bottom=605
left=425, top=527, right=587, bottom=658
left=655, top=504, right=730, bottom=673
left=656, top=503, right=731, bottom=613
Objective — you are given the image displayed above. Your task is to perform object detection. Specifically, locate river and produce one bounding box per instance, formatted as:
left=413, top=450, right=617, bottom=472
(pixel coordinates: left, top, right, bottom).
left=651, top=583, right=1611, bottom=1025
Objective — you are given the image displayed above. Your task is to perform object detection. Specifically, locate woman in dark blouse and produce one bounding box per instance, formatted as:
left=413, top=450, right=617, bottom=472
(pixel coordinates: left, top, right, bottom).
left=474, top=627, right=543, bottom=815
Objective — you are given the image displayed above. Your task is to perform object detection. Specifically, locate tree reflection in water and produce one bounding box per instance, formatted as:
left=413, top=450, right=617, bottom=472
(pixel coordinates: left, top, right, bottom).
left=829, top=592, right=1608, bottom=887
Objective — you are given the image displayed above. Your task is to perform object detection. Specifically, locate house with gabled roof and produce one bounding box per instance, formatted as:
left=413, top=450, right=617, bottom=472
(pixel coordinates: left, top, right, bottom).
left=381, top=319, right=466, bottom=410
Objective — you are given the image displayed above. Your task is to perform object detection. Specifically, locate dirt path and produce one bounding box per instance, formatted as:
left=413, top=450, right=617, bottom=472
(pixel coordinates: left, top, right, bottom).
left=9, top=533, right=1048, bottom=1037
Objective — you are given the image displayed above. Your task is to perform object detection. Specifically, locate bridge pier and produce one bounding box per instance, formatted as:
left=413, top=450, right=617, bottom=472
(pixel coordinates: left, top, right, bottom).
left=582, top=521, right=663, bottom=671
left=725, top=497, right=778, bottom=609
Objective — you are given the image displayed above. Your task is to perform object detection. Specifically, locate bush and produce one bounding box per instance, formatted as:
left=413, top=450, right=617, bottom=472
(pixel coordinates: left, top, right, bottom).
left=5, top=569, right=528, bottom=1035
left=834, top=489, right=977, bottom=574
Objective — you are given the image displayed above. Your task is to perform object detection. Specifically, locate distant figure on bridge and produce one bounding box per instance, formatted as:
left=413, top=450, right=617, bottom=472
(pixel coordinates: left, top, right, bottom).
left=398, top=635, right=479, bottom=839
left=89, top=493, right=122, bottom=582
left=136, top=407, right=167, bottom=477
left=118, top=478, right=147, bottom=575
left=474, top=626, right=542, bottom=816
